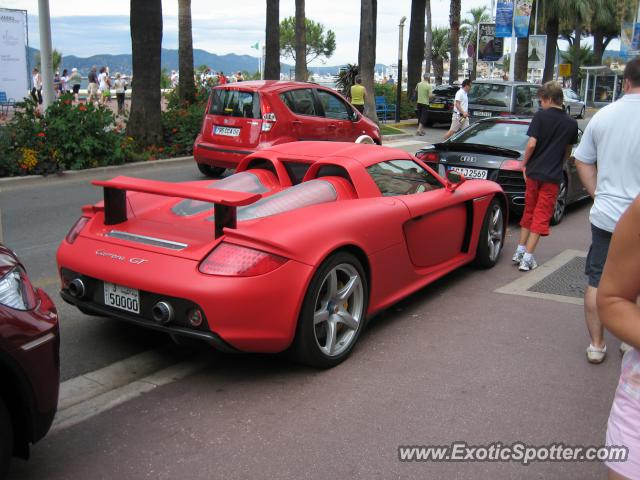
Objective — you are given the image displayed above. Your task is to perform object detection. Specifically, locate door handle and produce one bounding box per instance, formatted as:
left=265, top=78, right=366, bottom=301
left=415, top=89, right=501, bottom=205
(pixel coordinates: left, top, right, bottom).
left=328, top=124, right=337, bottom=129
left=292, top=120, right=303, bottom=125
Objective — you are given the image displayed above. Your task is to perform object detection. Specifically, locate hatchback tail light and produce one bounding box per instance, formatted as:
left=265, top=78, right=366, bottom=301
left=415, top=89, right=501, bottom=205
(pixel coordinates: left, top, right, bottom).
left=199, top=243, right=287, bottom=276
left=260, top=96, right=276, bottom=132
left=65, top=216, right=90, bottom=244
left=417, top=151, right=440, bottom=163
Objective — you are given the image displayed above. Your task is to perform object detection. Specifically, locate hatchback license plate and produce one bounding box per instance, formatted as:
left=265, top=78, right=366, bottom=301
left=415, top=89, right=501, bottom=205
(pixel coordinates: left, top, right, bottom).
left=104, top=282, right=140, bottom=313
left=214, top=126, right=240, bottom=137
left=448, top=166, right=488, bottom=180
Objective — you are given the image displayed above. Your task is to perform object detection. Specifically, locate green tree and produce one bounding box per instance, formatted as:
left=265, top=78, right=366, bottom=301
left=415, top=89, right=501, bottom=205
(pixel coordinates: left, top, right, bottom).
left=178, top=0, right=195, bottom=103
left=335, top=64, right=359, bottom=98
left=265, top=0, right=281, bottom=80
left=460, top=6, right=490, bottom=80
left=127, top=0, right=163, bottom=147
left=431, top=27, right=449, bottom=85
left=407, top=0, right=427, bottom=102
left=35, top=48, right=63, bottom=73
left=448, top=0, right=461, bottom=83
left=358, top=0, right=378, bottom=122
left=280, top=17, right=336, bottom=72
left=591, top=0, right=620, bottom=65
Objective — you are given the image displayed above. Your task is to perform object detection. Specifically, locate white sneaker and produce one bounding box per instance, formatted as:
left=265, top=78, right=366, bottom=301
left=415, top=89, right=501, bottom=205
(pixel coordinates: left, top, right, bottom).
left=512, top=250, right=524, bottom=264
left=518, top=255, right=538, bottom=271
left=620, top=342, right=633, bottom=356
left=586, top=344, right=607, bottom=364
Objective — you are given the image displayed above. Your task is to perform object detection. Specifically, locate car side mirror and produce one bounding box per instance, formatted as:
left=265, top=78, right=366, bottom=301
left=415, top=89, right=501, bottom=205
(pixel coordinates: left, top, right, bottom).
left=446, top=170, right=466, bottom=191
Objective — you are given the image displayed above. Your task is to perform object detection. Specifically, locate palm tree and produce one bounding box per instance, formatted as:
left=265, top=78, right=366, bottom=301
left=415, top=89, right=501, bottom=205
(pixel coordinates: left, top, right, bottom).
left=431, top=27, right=449, bottom=85
left=460, top=6, right=490, bottom=80
left=265, top=0, right=280, bottom=80
left=407, top=0, right=427, bottom=102
left=127, top=0, right=163, bottom=147
left=424, top=0, right=432, bottom=77
left=358, top=0, right=378, bottom=122
left=541, top=0, right=564, bottom=82
left=178, top=0, right=195, bottom=103
left=591, top=0, right=620, bottom=65
left=448, top=0, right=461, bottom=83
left=294, top=0, right=307, bottom=81
left=566, top=0, right=591, bottom=92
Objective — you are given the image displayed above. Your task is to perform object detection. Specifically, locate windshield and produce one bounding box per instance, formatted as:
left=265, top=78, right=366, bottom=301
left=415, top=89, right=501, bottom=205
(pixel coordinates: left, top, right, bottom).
left=451, top=122, right=529, bottom=152
left=468, top=84, right=512, bottom=107
left=209, top=89, right=261, bottom=118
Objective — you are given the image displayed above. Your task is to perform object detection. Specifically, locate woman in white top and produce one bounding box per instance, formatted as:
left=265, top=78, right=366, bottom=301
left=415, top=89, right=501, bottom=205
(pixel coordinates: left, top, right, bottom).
left=114, top=72, right=127, bottom=115
left=31, top=68, right=43, bottom=104
left=98, top=66, right=111, bottom=105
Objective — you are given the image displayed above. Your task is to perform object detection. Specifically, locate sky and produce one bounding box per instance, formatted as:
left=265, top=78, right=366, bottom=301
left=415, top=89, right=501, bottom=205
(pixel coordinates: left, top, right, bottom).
left=1, top=0, right=493, bottom=65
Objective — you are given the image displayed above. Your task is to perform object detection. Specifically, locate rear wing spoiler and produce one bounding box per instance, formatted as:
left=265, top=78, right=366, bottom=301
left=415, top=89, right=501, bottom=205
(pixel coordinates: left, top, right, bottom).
left=92, top=176, right=261, bottom=238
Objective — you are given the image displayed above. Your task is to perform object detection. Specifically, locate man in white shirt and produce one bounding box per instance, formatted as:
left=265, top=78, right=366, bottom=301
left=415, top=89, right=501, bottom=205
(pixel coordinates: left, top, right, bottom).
left=444, top=79, right=472, bottom=140
left=574, top=57, right=640, bottom=364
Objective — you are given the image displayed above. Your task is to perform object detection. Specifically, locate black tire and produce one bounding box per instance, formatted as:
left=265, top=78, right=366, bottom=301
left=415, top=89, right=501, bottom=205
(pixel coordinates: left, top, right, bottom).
left=197, top=163, right=226, bottom=178
left=578, top=106, right=585, bottom=119
left=474, top=198, right=505, bottom=269
left=550, top=177, right=568, bottom=226
left=290, top=252, right=369, bottom=368
left=0, top=398, right=13, bottom=480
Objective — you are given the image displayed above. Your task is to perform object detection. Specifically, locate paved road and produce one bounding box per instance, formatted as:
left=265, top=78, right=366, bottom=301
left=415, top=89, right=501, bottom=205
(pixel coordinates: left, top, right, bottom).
left=4, top=116, right=621, bottom=479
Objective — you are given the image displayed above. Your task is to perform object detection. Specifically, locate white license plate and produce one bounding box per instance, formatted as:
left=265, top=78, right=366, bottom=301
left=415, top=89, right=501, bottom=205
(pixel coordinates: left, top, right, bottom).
left=472, top=110, right=493, bottom=117
left=104, top=282, right=140, bottom=313
left=214, top=126, right=240, bottom=137
left=448, top=166, right=488, bottom=180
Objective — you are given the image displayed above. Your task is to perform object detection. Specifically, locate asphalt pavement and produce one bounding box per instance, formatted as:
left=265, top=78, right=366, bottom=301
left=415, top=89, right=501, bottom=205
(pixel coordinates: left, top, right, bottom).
left=3, top=113, right=622, bottom=479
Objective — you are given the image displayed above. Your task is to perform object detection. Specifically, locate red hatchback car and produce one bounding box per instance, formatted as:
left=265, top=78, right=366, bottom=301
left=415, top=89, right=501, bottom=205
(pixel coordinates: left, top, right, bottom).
left=0, top=244, right=59, bottom=477
left=193, top=81, right=382, bottom=177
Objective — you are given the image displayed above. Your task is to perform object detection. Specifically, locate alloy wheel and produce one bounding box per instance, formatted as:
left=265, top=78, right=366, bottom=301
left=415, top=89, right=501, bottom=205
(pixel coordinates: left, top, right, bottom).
left=487, top=203, right=504, bottom=262
left=313, top=263, right=364, bottom=357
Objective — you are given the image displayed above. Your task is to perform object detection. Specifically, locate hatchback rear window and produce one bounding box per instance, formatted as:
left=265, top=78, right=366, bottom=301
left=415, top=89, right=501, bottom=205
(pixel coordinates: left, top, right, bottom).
left=469, top=84, right=512, bottom=107
left=209, top=89, right=261, bottom=118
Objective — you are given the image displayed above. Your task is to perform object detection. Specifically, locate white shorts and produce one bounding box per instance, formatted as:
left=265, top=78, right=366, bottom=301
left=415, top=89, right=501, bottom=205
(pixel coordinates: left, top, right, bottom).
left=449, top=114, right=469, bottom=133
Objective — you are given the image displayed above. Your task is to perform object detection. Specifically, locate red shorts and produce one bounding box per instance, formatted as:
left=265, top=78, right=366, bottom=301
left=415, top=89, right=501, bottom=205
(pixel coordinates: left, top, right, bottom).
left=519, top=178, right=559, bottom=236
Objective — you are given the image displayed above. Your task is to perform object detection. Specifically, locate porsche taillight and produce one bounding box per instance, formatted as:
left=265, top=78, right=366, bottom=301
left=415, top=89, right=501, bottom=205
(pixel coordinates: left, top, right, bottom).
left=199, top=243, right=287, bottom=276
left=65, top=216, right=90, bottom=244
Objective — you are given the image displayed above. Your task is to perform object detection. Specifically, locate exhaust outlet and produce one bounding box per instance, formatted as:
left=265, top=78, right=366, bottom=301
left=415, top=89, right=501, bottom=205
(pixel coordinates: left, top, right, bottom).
left=68, top=278, right=86, bottom=299
left=152, top=301, right=174, bottom=324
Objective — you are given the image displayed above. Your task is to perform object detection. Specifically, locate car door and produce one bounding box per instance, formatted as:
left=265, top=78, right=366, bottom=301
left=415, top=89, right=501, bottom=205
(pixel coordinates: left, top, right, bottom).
left=367, top=159, right=467, bottom=269
left=315, top=89, right=357, bottom=141
left=279, top=88, right=329, bottom=141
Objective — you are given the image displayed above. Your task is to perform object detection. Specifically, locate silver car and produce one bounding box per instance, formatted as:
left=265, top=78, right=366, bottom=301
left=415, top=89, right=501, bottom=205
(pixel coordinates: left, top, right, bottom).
left=562, top=88, right=585, bottom=118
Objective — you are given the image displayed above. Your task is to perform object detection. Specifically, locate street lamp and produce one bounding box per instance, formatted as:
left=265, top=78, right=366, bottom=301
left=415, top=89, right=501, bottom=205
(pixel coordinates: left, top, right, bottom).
left=395, top=16, right=407, bottom=123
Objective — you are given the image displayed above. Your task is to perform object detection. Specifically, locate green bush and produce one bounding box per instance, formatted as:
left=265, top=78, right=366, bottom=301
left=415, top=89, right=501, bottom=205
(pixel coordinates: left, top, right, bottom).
left=374, top=83, right=415, bottom=120
left=161, top=86, right=208, bottom=157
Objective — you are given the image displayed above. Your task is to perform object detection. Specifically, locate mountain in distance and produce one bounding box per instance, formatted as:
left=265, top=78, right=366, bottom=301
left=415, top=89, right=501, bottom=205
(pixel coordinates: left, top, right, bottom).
left=28, top=47, right=388, bottom=78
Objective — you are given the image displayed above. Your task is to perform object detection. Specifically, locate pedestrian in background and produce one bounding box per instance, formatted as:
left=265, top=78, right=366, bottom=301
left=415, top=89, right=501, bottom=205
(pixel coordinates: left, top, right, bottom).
left=236, top=71, right=244, bottom=82
left=218, top=71, right=227, bottom=85
left=69, top=67, right=82, bottom=103
left=30, top=68, right=43, bottom=105
left=443, top=79, right=472, bottom=140
left=415, top=73, right=433, bottom=136
left=87, top=66, right=99, bottom=105
left=53, top=71, right=61, bottom=98
left=511, top=81, right=578, bottom=271
left=114, top=72, right=126, bottom=116
left=170, top=70, right=179, bottom=88
left=597, top=195, right=640, bottom=479
left=98, top=66, right=111, bottom=106
left=350, top=76, right=366, bottom=114
left=60, top=69, right=69, bottom=95
left=575, top=57, right=640, bottom=364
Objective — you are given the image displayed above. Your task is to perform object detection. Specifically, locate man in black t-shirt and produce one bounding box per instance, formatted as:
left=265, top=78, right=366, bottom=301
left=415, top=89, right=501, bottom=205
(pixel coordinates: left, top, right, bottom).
left=513, top=81, right=579, bottom=271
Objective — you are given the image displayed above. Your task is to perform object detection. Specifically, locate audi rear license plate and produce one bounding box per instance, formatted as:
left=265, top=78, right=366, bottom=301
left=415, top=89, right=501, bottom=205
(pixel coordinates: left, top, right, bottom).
left=448, top=166, right=488, bottom=180
left=104, top=282, right=140, bottom=314
left=214, top=126, right=241, bottom=137
left=472, top=110, right=492, bottom=117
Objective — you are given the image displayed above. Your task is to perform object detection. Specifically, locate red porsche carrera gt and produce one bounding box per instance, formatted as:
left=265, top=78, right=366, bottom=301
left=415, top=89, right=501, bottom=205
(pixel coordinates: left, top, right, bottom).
left=57, top=142, right=507, bottom=368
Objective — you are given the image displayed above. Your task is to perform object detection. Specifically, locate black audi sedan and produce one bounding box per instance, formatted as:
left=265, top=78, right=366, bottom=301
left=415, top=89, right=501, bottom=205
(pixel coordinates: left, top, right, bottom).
left=416, top=117, right=589, bottom=224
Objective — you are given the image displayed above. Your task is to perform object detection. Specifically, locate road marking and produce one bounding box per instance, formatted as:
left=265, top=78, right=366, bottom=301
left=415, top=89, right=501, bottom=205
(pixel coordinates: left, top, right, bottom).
left=494, top=249, right=587, bottom=306
left=53, top=347, right=208, bottom=432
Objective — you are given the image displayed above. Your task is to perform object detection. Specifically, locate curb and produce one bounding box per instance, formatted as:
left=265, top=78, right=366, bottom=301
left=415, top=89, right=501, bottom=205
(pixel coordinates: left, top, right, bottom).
left=382, top=133, right=414, bottom=141
left=0, top=155, right=195, bottom=190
